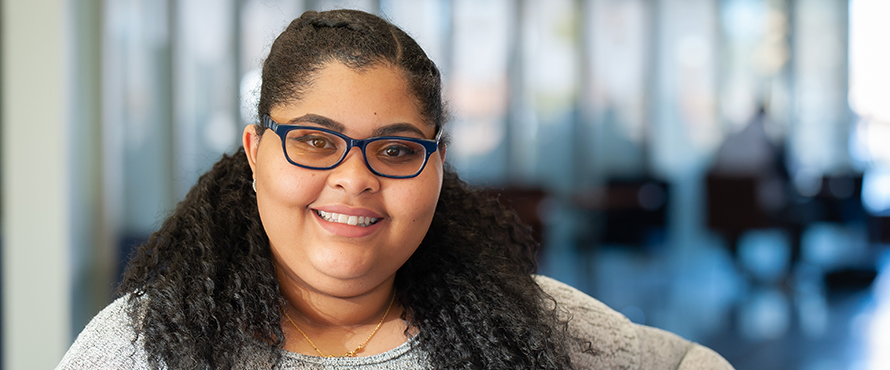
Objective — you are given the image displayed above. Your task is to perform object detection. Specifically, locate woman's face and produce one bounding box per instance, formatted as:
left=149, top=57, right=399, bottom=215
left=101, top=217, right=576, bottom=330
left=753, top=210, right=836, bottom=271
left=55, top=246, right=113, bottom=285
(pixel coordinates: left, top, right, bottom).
left=244, top=62, right=444, bottom=298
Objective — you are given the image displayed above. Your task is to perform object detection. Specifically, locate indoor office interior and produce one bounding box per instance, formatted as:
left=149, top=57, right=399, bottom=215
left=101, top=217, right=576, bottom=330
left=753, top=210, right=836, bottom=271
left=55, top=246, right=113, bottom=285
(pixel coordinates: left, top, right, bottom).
left=2, top=0, right=889, bottom=369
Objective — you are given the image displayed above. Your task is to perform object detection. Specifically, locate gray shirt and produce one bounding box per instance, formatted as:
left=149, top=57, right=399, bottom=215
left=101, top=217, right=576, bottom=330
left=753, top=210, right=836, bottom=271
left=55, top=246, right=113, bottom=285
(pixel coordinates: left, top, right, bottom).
left=56, top=276, right=734, bottom=369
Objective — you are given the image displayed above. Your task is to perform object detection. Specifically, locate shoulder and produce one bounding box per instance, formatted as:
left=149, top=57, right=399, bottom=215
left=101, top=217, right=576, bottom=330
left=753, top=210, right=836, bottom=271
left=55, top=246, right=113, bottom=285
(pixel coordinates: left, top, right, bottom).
left=55, top=295, right=150, bottom=370
left=534, top=275, right=734, bottom=370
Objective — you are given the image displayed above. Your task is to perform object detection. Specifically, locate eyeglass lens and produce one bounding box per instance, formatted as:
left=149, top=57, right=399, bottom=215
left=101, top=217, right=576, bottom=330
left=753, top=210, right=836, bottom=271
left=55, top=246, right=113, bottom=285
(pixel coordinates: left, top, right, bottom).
left=285, top=129, right=429, bottom=177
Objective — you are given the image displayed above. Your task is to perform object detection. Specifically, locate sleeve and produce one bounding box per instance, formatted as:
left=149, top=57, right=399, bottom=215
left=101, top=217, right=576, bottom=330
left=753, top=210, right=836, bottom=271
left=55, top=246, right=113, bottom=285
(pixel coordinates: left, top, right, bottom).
left=55, top=295, right=151, bottom=370
left=634, top=324, right=734, bottom=370
left=534, top=275, right=734, bottom=370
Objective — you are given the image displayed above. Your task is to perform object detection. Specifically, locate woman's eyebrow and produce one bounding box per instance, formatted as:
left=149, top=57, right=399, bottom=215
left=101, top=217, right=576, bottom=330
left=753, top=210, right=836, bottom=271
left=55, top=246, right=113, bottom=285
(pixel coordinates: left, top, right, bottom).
left=288, top=114, right=346, bottom=131
left=372, top=123, right=427, bottom=138
left=289, top=114, right=430, bottom=138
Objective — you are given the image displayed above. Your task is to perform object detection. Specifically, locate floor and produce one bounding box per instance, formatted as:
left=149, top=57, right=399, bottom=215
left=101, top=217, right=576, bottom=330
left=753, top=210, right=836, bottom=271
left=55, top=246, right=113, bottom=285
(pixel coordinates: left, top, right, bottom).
left=539, top=223, right=889, bottom=370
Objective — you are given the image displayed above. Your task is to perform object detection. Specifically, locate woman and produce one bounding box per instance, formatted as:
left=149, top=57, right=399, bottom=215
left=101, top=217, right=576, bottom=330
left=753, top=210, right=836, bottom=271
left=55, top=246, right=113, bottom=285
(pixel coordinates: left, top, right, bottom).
left=58, top=9, right=733, bottom=370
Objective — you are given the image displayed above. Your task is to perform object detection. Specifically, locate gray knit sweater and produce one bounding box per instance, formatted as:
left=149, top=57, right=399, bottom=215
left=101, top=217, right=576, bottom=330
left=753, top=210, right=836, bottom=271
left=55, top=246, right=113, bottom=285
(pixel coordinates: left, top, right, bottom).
left=56, top=276, right=733, bottom=369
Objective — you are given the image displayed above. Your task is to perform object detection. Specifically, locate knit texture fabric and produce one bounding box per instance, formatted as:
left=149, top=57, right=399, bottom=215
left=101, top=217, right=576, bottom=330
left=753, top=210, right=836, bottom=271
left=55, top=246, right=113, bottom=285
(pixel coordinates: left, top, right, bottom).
left=56, top=276, right=733, bottom=369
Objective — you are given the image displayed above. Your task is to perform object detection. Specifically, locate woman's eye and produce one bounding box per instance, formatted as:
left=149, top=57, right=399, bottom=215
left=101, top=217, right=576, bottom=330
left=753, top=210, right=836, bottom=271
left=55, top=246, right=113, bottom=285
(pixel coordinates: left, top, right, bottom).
left=297, top=135, right=334, bottom=148
left=381, top=144, right=415, bottom=157
left=309, top=138, right=328, bottom=148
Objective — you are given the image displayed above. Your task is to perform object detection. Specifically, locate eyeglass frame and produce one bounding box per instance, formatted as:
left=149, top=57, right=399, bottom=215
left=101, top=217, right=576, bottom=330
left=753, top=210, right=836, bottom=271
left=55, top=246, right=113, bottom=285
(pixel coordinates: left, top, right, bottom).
left=262, top=115, right=443, bottom=179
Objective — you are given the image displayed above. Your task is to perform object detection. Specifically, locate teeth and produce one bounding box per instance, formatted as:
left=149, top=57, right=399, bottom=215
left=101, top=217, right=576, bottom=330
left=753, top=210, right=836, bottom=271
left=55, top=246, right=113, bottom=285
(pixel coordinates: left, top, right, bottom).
left=317, top=210, right=379, bottom=227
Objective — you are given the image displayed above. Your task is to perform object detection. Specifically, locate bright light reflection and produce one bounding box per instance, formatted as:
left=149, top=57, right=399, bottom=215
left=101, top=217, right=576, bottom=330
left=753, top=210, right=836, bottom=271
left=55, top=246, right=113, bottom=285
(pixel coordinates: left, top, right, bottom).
left=861, top=169, right=890, bottom=215
left=862, top=121, right=890, bottom=164
left=850, top=0, right=890, bottom=123
left=866, top=257, right=890, bottom=370
left=868, top=305, right=890, bottom=370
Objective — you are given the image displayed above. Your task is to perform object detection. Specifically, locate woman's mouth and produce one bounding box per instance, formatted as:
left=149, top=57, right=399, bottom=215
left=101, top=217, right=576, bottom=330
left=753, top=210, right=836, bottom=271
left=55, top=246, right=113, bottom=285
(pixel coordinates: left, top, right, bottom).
left=315, top=210, right=381, bottom=227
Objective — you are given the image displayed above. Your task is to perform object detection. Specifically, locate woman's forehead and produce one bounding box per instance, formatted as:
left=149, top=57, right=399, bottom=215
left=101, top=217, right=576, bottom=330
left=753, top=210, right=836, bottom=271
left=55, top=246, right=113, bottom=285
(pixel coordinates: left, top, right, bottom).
left=271, top=63, right=434, bottom=134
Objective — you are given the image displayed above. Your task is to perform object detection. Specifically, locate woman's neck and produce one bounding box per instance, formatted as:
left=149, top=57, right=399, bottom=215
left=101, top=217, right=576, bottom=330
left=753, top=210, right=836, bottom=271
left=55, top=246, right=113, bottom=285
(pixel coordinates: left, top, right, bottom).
left=277, top=270, right=409, bottom=357
left=282, top=275, right=396, bottom=327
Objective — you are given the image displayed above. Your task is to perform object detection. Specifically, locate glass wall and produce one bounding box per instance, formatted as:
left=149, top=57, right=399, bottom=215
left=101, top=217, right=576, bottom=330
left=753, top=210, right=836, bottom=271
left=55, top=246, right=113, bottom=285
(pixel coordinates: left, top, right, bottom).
left=86, top=1, right=885, bottom=368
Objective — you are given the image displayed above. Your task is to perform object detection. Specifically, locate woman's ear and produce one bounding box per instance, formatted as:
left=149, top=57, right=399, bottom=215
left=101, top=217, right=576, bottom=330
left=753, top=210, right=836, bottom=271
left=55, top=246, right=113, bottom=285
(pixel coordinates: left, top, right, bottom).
left=438, top=145, right=446, bottom=162
left=243, top=125, right=261, bottom=174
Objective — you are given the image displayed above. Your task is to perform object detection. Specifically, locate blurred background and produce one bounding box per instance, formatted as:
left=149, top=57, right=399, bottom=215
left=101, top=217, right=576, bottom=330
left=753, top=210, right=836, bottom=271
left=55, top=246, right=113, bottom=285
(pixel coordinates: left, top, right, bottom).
left=2, top=0, right=890, bottom=369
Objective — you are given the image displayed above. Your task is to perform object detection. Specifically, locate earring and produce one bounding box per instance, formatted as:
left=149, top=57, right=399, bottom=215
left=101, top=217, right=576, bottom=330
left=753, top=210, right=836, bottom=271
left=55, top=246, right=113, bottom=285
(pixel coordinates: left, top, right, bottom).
left=252, top=178, right=256, bottom=192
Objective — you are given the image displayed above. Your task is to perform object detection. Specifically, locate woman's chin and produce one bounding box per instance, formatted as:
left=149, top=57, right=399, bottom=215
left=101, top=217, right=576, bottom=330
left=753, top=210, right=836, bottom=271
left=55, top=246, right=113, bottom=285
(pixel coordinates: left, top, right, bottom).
left=307, top=260, right=383, bottom=290
left=318, top=265, right=373, bottom=282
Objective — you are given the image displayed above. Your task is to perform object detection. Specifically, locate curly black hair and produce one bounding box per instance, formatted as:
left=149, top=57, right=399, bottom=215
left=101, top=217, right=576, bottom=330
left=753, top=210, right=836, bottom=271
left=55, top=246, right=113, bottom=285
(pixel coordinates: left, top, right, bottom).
left=119, top=9, right=576, bottom=369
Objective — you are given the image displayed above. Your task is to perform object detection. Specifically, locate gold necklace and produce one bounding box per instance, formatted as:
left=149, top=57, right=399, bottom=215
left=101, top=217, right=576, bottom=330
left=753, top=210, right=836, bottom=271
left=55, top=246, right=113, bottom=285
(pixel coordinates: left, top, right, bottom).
left=284, top=293, right=396, bottom=358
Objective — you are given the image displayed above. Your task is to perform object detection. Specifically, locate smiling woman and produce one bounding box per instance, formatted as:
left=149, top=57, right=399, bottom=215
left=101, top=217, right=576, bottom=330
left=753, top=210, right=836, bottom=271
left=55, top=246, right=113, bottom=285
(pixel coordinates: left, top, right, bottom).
left=246, top=62, right=445, bottom=310
left=56, top=9, right=733, bottom=370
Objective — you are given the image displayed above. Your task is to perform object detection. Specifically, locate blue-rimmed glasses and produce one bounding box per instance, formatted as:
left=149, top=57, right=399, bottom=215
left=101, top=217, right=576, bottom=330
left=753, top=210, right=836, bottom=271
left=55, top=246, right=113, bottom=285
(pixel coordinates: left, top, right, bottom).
left=263, top=115, right=442, bottom=179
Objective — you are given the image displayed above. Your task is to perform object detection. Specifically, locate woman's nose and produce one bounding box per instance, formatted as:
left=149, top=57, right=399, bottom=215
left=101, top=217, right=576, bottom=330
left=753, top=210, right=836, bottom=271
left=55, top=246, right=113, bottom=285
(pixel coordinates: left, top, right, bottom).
left=327, top=147, right=381, bottom=195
